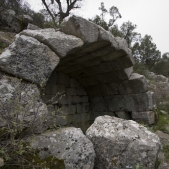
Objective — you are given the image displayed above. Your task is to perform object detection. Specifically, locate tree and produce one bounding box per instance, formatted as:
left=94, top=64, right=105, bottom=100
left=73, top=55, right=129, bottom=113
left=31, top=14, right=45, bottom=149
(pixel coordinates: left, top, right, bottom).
left=89, top=15, right=109, bottom=30
left=42, top=0, right=83, bottom=27
left=99, top=2, right=107, bottom=21
left=108, top=6, right=121, bottom=27
left=109, top=24, right=123, bottom=37
left=133, top=35, right=161, bottom=68
left=90, top=2, right=122, bottom=30
left=0, top=0, right=31, bottom=15
left=120, top=21, right=140, bottom=47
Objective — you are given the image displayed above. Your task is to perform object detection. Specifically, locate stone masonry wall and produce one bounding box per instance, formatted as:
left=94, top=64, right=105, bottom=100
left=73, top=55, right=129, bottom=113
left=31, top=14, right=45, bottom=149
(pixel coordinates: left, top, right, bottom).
left=41, top=70, right=90, bottom=131
left=0, top=15, right=157, bottom=131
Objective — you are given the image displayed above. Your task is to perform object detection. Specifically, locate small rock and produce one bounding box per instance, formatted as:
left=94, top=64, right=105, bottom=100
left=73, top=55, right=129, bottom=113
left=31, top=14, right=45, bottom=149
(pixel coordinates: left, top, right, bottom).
left=0, top=158, right=4, bottom=167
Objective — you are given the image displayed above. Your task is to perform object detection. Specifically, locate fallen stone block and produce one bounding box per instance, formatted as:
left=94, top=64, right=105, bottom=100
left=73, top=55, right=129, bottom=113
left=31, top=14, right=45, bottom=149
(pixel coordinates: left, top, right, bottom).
left=132, top=111, right=157, bottom=125
left=86, top=115, right=161, bottom=169
left=0, top=35, right=60, bottom=86
left=30, top=127, right=95, bottom=169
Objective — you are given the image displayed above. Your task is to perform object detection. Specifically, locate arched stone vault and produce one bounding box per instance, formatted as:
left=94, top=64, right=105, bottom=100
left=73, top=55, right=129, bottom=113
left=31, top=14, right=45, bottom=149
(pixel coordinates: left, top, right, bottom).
left=0, top=16, right=156, bottom=131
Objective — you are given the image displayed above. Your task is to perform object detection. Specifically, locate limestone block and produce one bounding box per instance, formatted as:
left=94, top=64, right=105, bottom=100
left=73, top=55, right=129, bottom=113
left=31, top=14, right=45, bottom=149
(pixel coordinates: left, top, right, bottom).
left=30, top=127, right=95, bottom=169
left=72, top=113, right=83, bottom=123
left=61, top=15, right=99, bottom=43
left=65, top=87, right=77, bottom=96
left=21, top=29, right=84, bottom=58
left=108, top=91, right=156, bottom=112
left=76, top=103, right=89, bottom=113
left=81, top=96, right=88, bottom=103
left=70, top=78, right=82, bottom=88
left=90, top=97, right=109, bottom=112
left=76, top=87, right=87, bottom=96
left=84, top=85, right=103, bottom=97
left=96, top=67, right=133, bottom=83
left=83, top=113, right=90, bottom=122
left=0, top=35, right=60, bottom=86
left=59, top=96, right=88, bottom=104
left=118, top=73, right=148, bottom=94
left=78, top=76, right=99, bottom=86
left=44, top=84, right=65, bottom=95
left=84, top=83, right=118, bottom=97
left=69, top=70, right=87, bottom=80
left=62, top=64, right=85, bottom=73
left=60, top=104, right=76, bottom=115
left=81, top=57, right=102, bottom=67
left=132, top=111, right=157, bottom=125
left=47, top=115, right=68, bottom=126
left=86, top=116, right=161, bottom=169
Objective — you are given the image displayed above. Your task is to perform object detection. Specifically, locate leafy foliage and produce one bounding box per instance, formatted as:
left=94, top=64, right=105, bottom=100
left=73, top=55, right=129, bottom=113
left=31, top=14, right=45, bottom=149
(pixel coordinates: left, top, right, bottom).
left=133, top=35, right=161, bottom=68
left=90, top=2, right=122, bottom=31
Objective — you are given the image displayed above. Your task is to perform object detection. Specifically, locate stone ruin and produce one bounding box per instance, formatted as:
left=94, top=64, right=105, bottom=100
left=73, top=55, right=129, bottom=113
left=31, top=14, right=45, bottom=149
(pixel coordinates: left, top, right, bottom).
left=0, top=15, right=157, bottom=131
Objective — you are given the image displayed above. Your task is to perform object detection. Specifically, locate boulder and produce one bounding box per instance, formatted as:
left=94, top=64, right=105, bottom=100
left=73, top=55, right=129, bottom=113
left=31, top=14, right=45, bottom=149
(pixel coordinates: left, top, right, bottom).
left=0, top=8, right=22, bottom=33
left=19, top=15, right=33, bottom=27
left=0, top=35, right=60, bottom=86
left=118, top=73, right=148, bottom=94
left=86, top=115, right=161, bottom=169
left=30, top=127, right=95, bottom=169
left=0, top=72, right=48, bottom=133
left=20, top=29, right=84, bottom=58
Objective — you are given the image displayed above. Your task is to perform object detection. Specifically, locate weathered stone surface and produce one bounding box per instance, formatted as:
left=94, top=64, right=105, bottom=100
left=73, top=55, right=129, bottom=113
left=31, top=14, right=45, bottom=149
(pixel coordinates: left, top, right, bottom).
left=0, top=73, right=48, bottom=133
left=96, top=67, right=133, bottom=83
left=19, top=14, right=33, bottom=26
left=132, top=111, right=157, bottom=125
left=0, top=35, right=60, bottom=86
left=30, top=127, right=95, bottom=169
left=108, top=91, right=156, bottom=112
left=118, top=73, right=148, bottom=94
left=84, top=83, right=118, bottom=97
left=90, top=97, right=109, bottom=112
left=21, top=29, right=84, bottom=58
left=27, top=23, right=41, bottom=30
left=61, top=15, right=134, bottom=66
left=86, top=115, right=161, bottom=169
left=61, top=15, right=99, bottom=43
